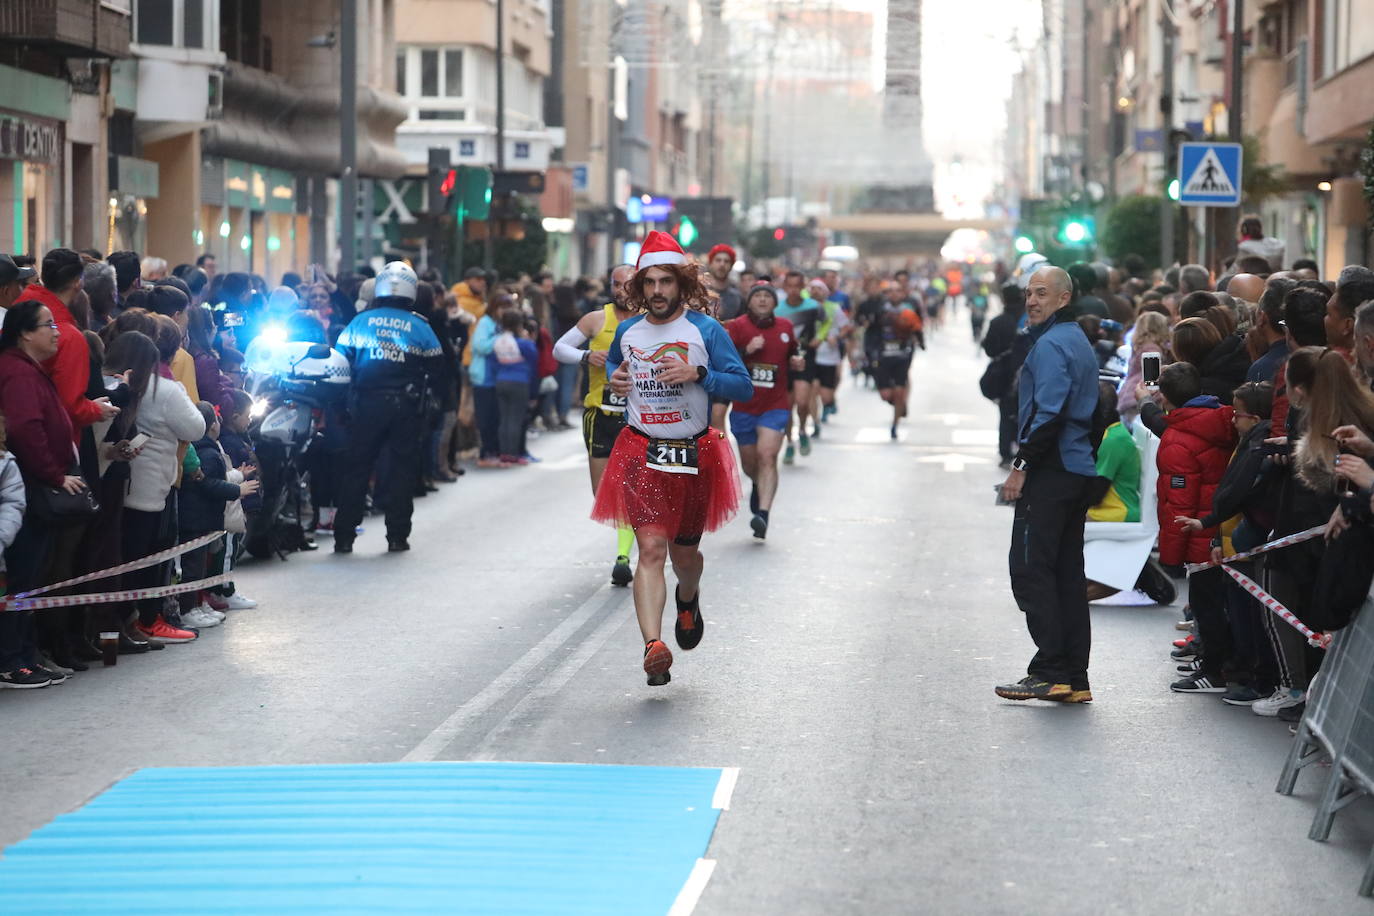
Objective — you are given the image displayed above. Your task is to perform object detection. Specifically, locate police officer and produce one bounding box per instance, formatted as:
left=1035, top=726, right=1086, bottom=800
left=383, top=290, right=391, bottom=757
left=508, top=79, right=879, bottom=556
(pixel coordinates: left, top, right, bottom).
left=333, top=261, right=442, bottom=554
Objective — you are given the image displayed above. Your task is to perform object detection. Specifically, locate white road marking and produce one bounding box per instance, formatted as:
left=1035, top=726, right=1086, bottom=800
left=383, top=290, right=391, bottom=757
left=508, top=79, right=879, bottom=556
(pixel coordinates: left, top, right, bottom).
left=712, top=767, right=740, bottom=810
left=915, top=452, right=992, bottom=472
left=951, top=428, right=999, bottom=446
left=668, top=859, right=718, bottom=916
left=403, top=586, right=626, bottom=762
left=470, top=603, right=630, bottom=757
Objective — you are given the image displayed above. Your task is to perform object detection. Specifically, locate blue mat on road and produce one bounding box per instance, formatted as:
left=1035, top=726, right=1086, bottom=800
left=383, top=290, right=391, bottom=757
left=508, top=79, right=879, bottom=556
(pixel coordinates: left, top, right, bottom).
left=0, top=761, right=729, bottom=914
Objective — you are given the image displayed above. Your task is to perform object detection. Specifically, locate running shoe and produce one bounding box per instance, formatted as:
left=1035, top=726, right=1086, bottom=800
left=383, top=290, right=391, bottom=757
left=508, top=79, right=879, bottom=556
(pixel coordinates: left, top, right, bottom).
left=1252, top=687, right=1304, bottom=717
left=136, top=616, right=197, bottom=644
left=890, top=424, right=898, bottom=441
left=224, top=593, right=258, bottom=610
left=1051, top=688, right=1093, bottom=704
left=643, top=639, right=673, bottom=686
left=783, top=444, right=795, bottom=465
left=994, top=676, right=1072, bottom=701
left=387, top=538, right=411, bottom=552
left=674, top=589, right=704, bottom=651
left=611, top=555, right=633, bottom=587
left=1172, top=633, right=1198, bottom=649
left=1170, top=672, right=1226, bottom=693
left=181, top=606, right=223, bottom=629
left=1221, top=684, right=1265, bottom=706
left=750, top=514, right=768, bottom=540
left=1176, top=658, right=1203, bottom=673
left=0, top=667, right=52, bottom=689
left=203, top=591, right=229, bottom=612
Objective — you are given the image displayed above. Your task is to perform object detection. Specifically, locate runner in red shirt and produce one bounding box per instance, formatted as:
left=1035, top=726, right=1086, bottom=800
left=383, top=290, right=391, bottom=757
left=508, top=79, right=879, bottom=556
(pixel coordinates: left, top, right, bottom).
left=726, top=285, right=804, bottom=540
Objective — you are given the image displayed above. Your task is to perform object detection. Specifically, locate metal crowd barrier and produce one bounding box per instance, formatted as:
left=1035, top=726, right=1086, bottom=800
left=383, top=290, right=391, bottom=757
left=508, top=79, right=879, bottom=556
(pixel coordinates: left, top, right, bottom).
left=1275, top=590, right=1374, bottom=896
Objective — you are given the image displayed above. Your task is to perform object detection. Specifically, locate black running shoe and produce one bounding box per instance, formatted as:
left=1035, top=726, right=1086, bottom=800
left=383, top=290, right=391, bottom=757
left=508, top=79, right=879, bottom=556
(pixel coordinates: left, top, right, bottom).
left=674, top=588, right=704, bottom=650
left=643, top=639, right=673, bottom=686
left=387, top=538, right=410, bottom=553
left=333, top=540, right=354, bottom=554
left=611, top=556, right=633, bottom=587
left=750, top=514, right=768, bottom=540
left=994, top=676, right=1071, bottom=701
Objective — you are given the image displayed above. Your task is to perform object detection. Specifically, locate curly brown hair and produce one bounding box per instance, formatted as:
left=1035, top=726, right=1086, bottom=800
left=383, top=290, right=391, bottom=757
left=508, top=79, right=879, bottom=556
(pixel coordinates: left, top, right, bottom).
left=622, top=262, right=711, bottom=314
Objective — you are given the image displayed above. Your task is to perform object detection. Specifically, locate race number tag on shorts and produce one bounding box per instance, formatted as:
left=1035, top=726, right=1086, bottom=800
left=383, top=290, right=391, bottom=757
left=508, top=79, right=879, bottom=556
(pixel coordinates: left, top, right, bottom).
left=646, top=437, right=699, bottom=476
left=601, top=386, right=627, bottom=412
left=883, top=340, right=905, bottom=356
left=749, top=363, right=777, bottom=389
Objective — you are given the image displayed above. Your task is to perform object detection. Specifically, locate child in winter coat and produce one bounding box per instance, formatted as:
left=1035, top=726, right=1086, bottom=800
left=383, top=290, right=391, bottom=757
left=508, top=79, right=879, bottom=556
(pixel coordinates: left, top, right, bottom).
left=1154, top=362, right=1237, bottom=694
left=212, top=390, right=261, bottom=609
left=178, top=402, right=258, bottom=628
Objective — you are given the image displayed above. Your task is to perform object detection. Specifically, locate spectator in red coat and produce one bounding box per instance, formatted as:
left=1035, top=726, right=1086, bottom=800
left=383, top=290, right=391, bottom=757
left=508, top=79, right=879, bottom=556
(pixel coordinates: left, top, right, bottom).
left=14, top=248, right=120, bottom=442
left=1154, top=360, right=1238, bottom=694
left=0, top=299, right=88, bottom=686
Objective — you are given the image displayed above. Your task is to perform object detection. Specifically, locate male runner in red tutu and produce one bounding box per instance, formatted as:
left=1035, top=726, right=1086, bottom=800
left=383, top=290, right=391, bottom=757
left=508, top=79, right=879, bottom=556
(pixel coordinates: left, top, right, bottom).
left=592, top=231, right=753, bottom=685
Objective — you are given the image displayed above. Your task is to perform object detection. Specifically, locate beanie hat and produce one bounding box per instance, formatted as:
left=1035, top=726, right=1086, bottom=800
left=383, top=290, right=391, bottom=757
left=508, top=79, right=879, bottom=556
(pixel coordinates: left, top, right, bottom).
left=636, top=230, right=687, bottom=271
left=708, top=243, right=736, bottom=264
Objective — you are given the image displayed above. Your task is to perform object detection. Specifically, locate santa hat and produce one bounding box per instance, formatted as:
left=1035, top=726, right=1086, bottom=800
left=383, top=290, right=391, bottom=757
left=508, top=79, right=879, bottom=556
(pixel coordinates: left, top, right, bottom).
left=636, top=230, right=688, bottom=271
left=708, top=243, right=736, bottom=264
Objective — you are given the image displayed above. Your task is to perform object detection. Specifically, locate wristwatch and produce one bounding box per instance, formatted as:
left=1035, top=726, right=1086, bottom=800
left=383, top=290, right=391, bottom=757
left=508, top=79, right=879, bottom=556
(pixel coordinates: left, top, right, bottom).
left=1011, top=457, right=1029, bottom=472
left=696, top=366, right=708, bottom=383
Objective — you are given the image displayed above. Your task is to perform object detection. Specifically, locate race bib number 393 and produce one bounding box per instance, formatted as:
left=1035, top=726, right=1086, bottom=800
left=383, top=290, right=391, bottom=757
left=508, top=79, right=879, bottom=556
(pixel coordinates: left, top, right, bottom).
left=750, top=363, right=777, bottom=389
left=646, top=437, right=699, bottom=475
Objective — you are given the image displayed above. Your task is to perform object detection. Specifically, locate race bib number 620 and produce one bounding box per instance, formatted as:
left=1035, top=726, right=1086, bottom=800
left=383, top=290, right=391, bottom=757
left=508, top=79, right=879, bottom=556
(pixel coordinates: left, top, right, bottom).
left=646, top=437, right=699, bottom=475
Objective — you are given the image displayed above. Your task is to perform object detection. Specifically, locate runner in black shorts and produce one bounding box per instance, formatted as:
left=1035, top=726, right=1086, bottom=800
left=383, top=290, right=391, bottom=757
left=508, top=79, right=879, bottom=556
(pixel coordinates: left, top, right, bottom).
left=774, top=270, right=822, bottom=462
left=873, top=285, right=926, bottom=439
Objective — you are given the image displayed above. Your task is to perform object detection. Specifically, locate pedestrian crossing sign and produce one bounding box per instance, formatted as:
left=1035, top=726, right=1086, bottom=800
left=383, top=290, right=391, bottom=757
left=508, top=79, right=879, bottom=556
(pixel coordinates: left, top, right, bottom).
left=1177, top=142, right=1243, bottom=207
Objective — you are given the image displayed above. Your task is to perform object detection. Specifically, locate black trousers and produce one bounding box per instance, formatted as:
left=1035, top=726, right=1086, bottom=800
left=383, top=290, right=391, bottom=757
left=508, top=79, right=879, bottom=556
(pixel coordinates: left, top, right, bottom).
left=335, top=391, right=424, bottom=544
left=997, top=396, right=1018, bottom=462
left=1188, top=565, right=1231, bottom=680
left=1009, top=467, right=1095, bottom=689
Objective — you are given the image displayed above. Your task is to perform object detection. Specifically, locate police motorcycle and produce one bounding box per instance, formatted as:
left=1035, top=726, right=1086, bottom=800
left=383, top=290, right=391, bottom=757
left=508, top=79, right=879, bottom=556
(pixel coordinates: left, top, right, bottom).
left=241, top=331, right=351, bottom=559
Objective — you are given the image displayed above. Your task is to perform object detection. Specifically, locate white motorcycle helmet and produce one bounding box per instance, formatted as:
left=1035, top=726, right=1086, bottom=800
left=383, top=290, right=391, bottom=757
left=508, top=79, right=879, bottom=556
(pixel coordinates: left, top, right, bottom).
left=373, top=261, right=418, bottom=302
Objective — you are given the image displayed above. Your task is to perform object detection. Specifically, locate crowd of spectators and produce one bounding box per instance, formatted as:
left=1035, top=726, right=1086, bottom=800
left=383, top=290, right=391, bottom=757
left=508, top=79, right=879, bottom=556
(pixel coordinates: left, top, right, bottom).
left=983, top=232, right=1374, bottom=721
left=0, top=244, right=616, bottom=690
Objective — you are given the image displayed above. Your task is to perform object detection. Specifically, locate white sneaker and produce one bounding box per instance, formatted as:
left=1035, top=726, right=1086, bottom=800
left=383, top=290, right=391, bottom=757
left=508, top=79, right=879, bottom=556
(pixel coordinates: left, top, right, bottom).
left=181, top=606, right=223, bottom=629
left=1252, top=687, right=1304, bottom=717
left=224, top=594, right=258, bottom=610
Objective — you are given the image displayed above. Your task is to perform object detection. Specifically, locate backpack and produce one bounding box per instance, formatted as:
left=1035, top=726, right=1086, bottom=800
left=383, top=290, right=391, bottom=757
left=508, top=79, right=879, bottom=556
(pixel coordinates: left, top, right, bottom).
left=493, top=331, right=523, bottom=365
left=979, top=350, right=1014, bottom=401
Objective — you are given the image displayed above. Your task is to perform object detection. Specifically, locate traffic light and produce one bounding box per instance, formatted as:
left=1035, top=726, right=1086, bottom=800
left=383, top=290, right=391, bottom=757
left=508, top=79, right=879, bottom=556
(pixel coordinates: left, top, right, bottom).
left=1056, top=216, right=1095, bottom=246
left=427, top=147, right=451, bottom=216
left=674, top=214, right=699, bottom=248
left=454, top=166, right=492, bottom=222
left=773, top=227, right=785, bottom=242
left=1013, top=234, right=1035, bottom=254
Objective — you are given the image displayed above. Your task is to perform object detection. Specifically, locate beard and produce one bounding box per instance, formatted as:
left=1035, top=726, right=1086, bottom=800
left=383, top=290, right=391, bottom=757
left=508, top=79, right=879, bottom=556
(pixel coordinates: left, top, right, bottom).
left=647, top=296, right=678, bottom=318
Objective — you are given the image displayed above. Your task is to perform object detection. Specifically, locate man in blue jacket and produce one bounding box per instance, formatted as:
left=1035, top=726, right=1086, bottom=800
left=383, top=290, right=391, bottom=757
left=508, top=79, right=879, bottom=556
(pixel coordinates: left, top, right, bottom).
left=995, top=266, right=1101, bottom=704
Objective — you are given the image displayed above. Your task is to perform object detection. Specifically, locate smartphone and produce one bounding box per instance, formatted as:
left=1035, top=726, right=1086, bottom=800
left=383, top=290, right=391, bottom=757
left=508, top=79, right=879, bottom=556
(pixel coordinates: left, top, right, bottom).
left=129, top=433, right=151, bottom=450
left=994, top=484, right=1016, bottom=507
left=220, top=312, right=245, bottom=328
left=1141, top=351, right=1162, bottom=389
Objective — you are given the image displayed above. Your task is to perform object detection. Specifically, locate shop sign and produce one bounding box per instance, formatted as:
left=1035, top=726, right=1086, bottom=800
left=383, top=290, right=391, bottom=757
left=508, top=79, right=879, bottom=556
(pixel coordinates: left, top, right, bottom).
left=268, top=169, right=295, bottom=214
left=250, top=166, right=268, bottom=209
left=225, top=159, right=250, bottom=208
left=0, top=115, right=61, bottom=163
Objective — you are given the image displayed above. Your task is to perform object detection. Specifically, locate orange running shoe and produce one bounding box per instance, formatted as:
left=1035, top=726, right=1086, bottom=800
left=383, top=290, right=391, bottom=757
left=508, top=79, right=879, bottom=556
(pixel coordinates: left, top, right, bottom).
left=643, top=639, right=673, bottom=686
left=136, top=616, right=197, bottom=644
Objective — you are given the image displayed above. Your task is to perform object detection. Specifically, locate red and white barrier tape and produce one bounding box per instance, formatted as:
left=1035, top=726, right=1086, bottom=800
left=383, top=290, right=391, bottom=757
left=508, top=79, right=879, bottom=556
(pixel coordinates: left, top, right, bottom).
left=1218, top=564, right=1333, bottom=650
left=12, top=530, right=227, bottom=600
left=2, top=573, right=232, bottom=612
left=1183, top=524, right=1326, bottom=575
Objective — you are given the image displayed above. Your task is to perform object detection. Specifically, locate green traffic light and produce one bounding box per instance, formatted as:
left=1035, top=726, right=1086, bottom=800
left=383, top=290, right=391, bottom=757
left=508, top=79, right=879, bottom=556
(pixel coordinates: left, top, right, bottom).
left=1014, top=235, right=1035, bottom=254
left=1167, top=179, right=1181, bottom=201
left=677, top=215, right=698, bottom=247
left=1062, top=220, right=1088, bottom=244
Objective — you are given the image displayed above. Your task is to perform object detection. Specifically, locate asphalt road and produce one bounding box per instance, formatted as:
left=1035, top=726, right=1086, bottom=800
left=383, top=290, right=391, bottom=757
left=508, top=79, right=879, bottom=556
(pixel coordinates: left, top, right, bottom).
left=3, top=314, right=1371, bottom=913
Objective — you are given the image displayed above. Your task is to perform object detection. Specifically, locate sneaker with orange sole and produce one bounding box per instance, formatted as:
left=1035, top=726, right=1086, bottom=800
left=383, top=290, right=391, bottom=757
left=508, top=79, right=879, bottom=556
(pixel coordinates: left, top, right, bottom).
left=136, top=616, right=197, bottom=644
left=643, top=639, right=672, bottom=686
left=674, top=588, right=704, bottom=651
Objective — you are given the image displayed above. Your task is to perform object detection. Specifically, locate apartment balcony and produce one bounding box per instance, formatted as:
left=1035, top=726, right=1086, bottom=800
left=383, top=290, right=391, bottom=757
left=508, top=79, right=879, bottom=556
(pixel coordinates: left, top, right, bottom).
left=0, top=0, right=131, bottom=57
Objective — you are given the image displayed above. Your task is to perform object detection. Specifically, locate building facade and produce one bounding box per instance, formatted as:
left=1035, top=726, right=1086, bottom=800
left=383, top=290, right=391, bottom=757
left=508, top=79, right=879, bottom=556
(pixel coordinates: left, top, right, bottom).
left=0, top=0, right=133, bottom=257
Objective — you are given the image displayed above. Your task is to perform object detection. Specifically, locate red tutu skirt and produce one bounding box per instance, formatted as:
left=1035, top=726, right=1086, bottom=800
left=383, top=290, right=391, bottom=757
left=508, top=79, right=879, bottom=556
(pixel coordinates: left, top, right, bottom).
left=591, top=426, right=741, bottom=540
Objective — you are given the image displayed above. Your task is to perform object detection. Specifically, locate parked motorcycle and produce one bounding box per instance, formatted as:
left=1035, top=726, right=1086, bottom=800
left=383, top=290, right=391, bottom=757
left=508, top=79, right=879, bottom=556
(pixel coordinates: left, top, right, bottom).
left=242, top=337, right=350, bottom=559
